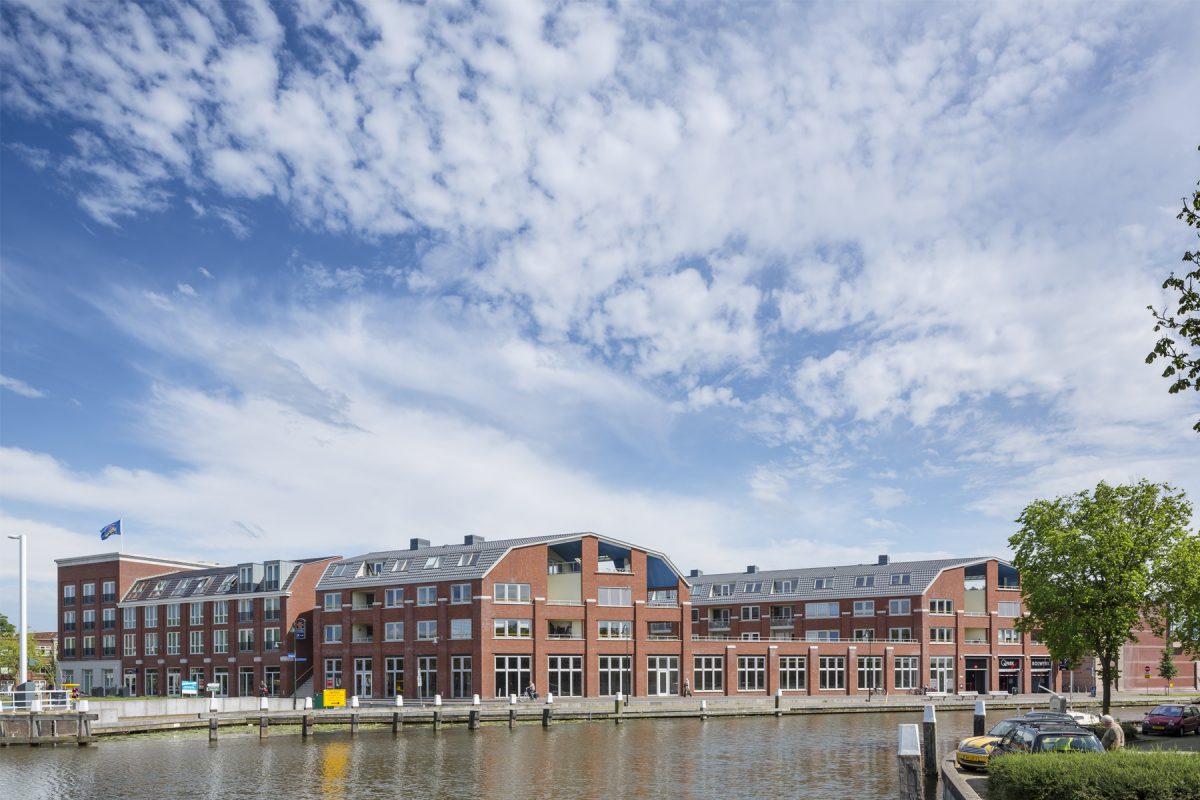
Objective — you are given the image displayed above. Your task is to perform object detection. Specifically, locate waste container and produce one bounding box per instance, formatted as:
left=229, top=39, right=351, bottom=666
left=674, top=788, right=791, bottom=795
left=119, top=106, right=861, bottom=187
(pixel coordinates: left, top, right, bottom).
left=313, top=692, right=325, bottom=709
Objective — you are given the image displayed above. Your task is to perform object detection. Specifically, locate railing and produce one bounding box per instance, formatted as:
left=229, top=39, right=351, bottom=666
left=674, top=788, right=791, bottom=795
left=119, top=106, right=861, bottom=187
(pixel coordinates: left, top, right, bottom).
left=237, top=613, right=254, bottom=623
left=82, top=595, right=96, bottom=605
left=997, top=583, right=1020, bottom=590
left=102, top=594, right=116, bottom=603
left=693, top=634, right=805, bottom=643
left=964, top=611, right=988, bottom=617
left=647, top=635, right=680, bottom=641
left=647, top=599, right=678, bottom=608
left=708, top=620, right=731, bottom=630
left=964, top=638, right=988, bottom=644
left=770, top=617, right=794, bottom=627
left=547, top=562, right=581, bottom=574
left=547, top=633, right=583, bottom=640
left=0, top=689, right=76, bottom=711
left=351, top=636, right=373, bottom=644
left=545, top=600, right=583, bottom=606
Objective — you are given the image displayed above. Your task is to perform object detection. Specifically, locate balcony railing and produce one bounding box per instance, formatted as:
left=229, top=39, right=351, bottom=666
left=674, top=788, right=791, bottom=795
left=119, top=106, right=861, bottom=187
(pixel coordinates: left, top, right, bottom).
left=237, top=612, right=254, bottom=623
left=647, top=599, right=679, bottom=608
left=102, top=593, right=116, bottom=603
left=63, top=649, right=76, bottom=658
left=547, top=633, right=583, bottom=640
left=708, top=620, right=731, bottom=630
left=964, top=638, right=988, bottom=644
left=82, top=648, right=96, bottom=657
left=647, top=634, right=680, bottom=641
left=964, top=612, right=988, bottom=617
left=351, top=636, right=373, bottom=644
left=102, top=647, right=117, bottom=657
left=63, top=623, right=76, bottom=632
left=770, top=617, right=794, bottom=627
left=548, top=562, right=581, bottom=574
left=82, top=595, right=96, bottom=605
left=693, top=634, right=803, bottom=643
left=997, top=583, right=1020, bottom=590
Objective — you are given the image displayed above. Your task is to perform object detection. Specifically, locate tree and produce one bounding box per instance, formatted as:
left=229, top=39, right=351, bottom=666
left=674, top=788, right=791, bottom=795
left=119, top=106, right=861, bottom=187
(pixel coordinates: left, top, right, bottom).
left=1158, top=647, right=1178, bottom=693
left=0, top=612, right=40, bottom=684
left=1147, top=145, right=1200, bottom=433
left=1010, top=480, right=1196, bottom=714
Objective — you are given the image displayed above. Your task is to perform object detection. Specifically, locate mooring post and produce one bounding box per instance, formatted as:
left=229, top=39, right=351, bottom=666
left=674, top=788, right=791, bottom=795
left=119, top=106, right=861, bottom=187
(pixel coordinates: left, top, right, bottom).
left=774, top=689, right=783, bottom=717
left=259, top=715, right=269, bottom=739
left=922, top=705, right=937, bottom=777
left=433, top=709, right=442, bottom=730
left=209, top=716, right=218, bottom=742
left=542, top=707, right=552, bottom=727
left=897, top=723, right=922, bottom=800
left=29, top=711, right=39, bottom=746
left=508, top=707, right=516, bottom=729
left=350, top=713, right=359, bottom=736
left=469, top=709, right=480, bottom=730
left=700, top=699, right=707, bottom=720
left=614, top=692, right=624, bottom=724
left=392, top=712, right=401, bottom=734
left=303, top=714, right=314, bottom=738
left=974, top=699, right=986, bottom=737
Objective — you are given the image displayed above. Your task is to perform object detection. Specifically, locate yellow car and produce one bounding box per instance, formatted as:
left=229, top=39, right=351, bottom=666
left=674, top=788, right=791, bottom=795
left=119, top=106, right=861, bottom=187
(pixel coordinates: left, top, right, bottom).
left=955, top=718, right=1024, bottom=770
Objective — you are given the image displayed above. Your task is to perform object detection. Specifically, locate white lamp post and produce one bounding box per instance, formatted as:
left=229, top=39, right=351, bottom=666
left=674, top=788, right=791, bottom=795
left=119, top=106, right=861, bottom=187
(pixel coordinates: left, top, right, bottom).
left=7, top=534, right=27, bottom=688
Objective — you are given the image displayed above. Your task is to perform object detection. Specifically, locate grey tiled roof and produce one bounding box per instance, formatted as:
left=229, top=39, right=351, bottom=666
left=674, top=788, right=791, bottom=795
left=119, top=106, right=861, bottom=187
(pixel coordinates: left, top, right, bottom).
left=121, top=559, right=330, bottom=602
left=315, top=532, right=687, bottom=590
left=690, top=556, right=998, bottom=605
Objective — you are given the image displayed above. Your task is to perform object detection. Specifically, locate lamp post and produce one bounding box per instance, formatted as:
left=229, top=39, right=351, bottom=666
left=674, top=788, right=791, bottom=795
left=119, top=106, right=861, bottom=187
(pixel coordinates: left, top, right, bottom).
left=7, top=534, right=27, bottom=687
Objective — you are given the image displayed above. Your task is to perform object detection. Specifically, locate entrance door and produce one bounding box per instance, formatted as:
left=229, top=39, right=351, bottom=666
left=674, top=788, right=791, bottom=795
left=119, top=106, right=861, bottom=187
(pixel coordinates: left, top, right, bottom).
left=354, top=658, right=373, bottom=698
left=647, top=656, right=679, bottom=696
left=166, top=669, right=181, bottom=697
left=964, top=657, right=988, bottom=694
left=123, top=671, right=137, bottom=695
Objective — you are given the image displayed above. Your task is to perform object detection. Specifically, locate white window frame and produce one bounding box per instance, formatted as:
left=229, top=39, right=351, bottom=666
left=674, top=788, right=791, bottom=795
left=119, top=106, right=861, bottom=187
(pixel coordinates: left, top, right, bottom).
left=212, top=601, right=228, bottom=625
left=818, top=656, right=846, bottom=690
left=384, top=588, right=404, bottom=608
left=493, top=618, right=532, bottom=638
left=494, top=583, right=531, bottom=604
left=416, top=620, right=438, bottom=641
left=741, top=605, right=761, bottom=621
left=737, top=656, right=766, bottom=692
left=213, top=629, right=228, bottom=654
left=693, top=655, right=724, bottom=692
left=998, top=628, right=1020, bottom=644
left=889, top=627, right=913, bottom=641
left=888, top=598, right=911, bottom=615
left=324, top=624, right=342, bottom=643
left=998, top=601, right=1021, bottom=617
left=853, top=600, right=875, bottom=617
left=416, top=586, right=437, bottom=606
left=384, top=621, right=404, bottom=641
left=450, top=618, right=472, bottom=639
left=930, top=627, right=954, bottom=643
left=450, top=583, right=472, bottom=604
left=894, top=656, right=919, bottom=690
left=598, top=587, right=632, bottom=607
left=929, top=599, right=953, bottom=615
left=324, top=592, right=341, bottom=611
left=779, top=656, right=807, bottom=690
left=805, top=602, right=839, bottom=618
left=598, top=620, right=633, bottom=640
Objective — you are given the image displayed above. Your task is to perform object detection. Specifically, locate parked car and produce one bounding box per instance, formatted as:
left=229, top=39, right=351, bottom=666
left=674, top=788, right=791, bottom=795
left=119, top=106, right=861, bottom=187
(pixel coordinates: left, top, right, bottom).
left=988, top=722, right=1103, bottom=762
left=956, top=715, right=1086, bottom=770
left=1141, top=704, right=1200, bottom=737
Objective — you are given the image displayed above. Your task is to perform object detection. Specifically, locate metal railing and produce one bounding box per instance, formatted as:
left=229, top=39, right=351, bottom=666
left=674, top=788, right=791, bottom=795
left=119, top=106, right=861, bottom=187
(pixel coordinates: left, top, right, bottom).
left=0, top=689, right=76, bottom=711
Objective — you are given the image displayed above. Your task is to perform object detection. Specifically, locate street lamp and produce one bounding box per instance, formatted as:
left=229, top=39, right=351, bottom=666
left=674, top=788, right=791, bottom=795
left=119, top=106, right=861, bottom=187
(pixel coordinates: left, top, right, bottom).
left=7, top=534, right=27, bottom=690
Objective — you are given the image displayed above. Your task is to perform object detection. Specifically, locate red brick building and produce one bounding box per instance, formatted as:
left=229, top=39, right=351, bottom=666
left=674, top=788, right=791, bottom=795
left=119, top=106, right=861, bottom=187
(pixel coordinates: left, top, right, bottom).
left=313, top=533, right=691, bottom=699
left=688, top=556, right=1059, bottom=697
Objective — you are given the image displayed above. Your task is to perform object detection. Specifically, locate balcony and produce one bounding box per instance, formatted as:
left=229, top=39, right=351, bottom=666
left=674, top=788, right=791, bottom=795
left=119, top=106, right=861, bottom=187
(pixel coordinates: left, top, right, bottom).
left=964, top=638, right=989, bottom=645
left=708, top=622, right=731, bottom=631
left=82, top=594, right=96, bottom=605
left=647, top=591, right=678, bottom=608
left=770, top=616, right=794, bottom=628
left=63, top=622, right=76, bottom=632
left=102, top=593, right=116, bottom=603
left=82, top=647, right=96, bottom=657
left=997, top=582, right=1020, bottom=590
left=63, top=648, right=76, bottom=658
left=102, top=647, right=117, bottom=657
left=237, top=612, right=254, bottom=624
left=548, top=562, right=581, bottom=575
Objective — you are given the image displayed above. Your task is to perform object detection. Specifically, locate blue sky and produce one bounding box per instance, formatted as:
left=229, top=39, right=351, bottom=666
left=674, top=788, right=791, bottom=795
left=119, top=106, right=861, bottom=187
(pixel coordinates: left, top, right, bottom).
left=2, top=0, right=1199, bottom=630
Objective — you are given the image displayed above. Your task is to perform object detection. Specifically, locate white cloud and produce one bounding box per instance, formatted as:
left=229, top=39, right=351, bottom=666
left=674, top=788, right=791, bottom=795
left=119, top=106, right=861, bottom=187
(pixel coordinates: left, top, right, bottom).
left=0, top=374, right=46, bottom=398
left=870, top=487, right=911, bottom=511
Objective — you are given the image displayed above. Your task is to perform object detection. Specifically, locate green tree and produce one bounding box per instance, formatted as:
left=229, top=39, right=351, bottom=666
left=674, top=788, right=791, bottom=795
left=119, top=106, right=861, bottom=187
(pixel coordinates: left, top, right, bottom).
left=0, top=611, right=40, bottom=684
left=1147, top=146, right=1200, bottom=433
left=1010, top=480, right=1196, bottom=714
left=1158, top=647, right=1178, bottom=693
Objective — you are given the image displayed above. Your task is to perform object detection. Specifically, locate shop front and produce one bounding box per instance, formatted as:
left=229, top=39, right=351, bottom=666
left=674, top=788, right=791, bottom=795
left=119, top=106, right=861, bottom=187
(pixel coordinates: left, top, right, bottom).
left=998, top=656, right=1021, bottom=694
left=964, top=656, right=990, bottom=694
left=1030, top=656, right=1052, bottom=693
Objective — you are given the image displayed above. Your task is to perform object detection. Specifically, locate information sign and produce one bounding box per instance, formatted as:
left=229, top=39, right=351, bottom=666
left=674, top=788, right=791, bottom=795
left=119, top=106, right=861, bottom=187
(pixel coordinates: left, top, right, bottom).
left=323, top=688, right=346, bottom=707
left=181, top=680, right=199, bottom=696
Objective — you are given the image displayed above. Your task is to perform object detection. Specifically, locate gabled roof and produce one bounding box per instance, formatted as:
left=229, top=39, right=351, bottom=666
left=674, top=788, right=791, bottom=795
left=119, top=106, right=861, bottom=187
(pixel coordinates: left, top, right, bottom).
left=121, top=557, right=336, bottom=603
left=691, top=556, right=1001, bottom=605
left=315, top=532, right=689, bottom=590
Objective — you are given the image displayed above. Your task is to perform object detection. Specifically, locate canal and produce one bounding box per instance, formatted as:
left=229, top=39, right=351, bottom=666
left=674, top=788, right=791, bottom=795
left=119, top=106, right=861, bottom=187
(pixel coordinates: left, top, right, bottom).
left=2, top=708, right=993, bottom=799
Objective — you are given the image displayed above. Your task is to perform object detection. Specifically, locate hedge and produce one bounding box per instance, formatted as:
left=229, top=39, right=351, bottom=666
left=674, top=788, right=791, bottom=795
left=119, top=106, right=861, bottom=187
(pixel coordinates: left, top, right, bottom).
left=987, top=751, right=1200, bottom=800
left=1083, top=721, right=1140, bottom=741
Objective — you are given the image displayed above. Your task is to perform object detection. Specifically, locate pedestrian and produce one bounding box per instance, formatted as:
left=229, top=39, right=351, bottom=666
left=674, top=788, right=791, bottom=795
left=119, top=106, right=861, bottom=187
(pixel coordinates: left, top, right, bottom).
left=683, top=678, right=692, bottom=697
left=259, top=681, right=268, bottom=698
left=1100, top=714, right=1124, bottom=750
left=526, top=682, right=538, bottom=701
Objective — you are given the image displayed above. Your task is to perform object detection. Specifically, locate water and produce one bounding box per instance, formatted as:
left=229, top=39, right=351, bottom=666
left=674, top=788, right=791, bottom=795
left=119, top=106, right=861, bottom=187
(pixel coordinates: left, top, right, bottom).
left=0, top=709, right=1022, bottom=799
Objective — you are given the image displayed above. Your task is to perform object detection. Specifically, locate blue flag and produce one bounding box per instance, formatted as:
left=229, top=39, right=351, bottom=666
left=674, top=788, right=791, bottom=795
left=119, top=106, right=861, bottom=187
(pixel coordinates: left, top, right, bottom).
left=100, top=520, right=122, bottom=540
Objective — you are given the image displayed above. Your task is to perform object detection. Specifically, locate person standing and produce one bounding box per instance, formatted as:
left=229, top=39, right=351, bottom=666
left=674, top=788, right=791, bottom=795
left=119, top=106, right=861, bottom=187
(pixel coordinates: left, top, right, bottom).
left=1100, top=715, right=1125, bottom=750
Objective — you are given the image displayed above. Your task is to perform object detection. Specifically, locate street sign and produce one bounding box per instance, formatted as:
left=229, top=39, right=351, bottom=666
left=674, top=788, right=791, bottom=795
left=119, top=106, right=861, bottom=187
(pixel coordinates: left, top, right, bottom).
left=181, top=680, right=199, bottom=696
left=1144, top=665, right=1152, bottom=678
left=323, top=688, right=346, bottom=707
left=293, top=618, right=307, bottom=640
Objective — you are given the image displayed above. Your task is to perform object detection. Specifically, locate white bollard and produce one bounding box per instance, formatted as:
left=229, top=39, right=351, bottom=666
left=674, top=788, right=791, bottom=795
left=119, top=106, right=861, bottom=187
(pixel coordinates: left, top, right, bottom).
left=700, top=699, right=707, bottom=710
left=510, top=694, right=517, bottom=705
left=395, top=694, right=404, bottom=707
left=259, top=697, right=269, bottom=711
left=776, top=688, right=783, bottom=697
left=434, top=694, right=442, bottom=706
left=210, top=696, right=219, bottom=712
left=77, top=699, right=89, bottom=712
left=304, top=697, right=313, bottom=710
left=350, top=695, right=360, bottom=709
left=472, top=694, right=481, bottom=706
left=31, top=697, right=43, bottom=713
left=616, top=692, right=624, bottom=702
left=546, top=692, right=554, bottom=704
left=898, top=723, right=922, bottom=800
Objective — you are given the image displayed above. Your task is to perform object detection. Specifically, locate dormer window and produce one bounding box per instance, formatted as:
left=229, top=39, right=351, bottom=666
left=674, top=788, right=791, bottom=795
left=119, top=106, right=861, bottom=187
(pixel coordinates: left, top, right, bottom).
left=772, top=580, right=794, bottom=593
left=890, top=573, right=912, bottom=586
left=362, top=561, right=384, bottom=578
left=813, top=577, right=833, bottom=589
left=743, top=581, right=762, bottom=593
left=149, top=580, right=167, bottom=598
left=392, top=559, right=409, bottom=572
left=854, top=576, right=875, bottom=588
left=193, top=578, right=210, bottom=593
left=423, top=556, right=440, bottom=569
left=711, top=583, right=733, bottom=597
left=238, top=565, right=254, bottom=592
left=264, top=562, right=281, bottom=590
left=219, top=575, right=237, bottom=592
left=458, top=553, right=478, bottom=567
left=175, top=579, right=191, bottom=596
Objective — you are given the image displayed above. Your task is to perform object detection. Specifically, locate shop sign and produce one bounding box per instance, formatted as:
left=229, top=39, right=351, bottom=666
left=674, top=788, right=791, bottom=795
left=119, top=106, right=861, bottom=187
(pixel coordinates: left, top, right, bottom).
left=998, top=657, right=1021, bottom=670
left=1030, top=657, right=1051, bottom=671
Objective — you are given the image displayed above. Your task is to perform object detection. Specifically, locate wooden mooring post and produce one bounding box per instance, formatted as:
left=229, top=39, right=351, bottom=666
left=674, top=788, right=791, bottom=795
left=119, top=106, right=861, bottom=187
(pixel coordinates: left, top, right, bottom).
left=922, top=705, right=937, bottom=778
left=897, top=723, right=922, bottom=800
left=614, top=693, right=624, bottom=724
left=541, top=707, right=552, bottom=727
left=468, top=709, right=480, bottom=730
left=303, top=714, right=314, bottom=738
left=973, top=699, right=986, bottom=736
left=392, top=712, right=402, bottom=734
left=259, top=715, right=269, bottom=739
left=350, top=713, right=360, bottom=736
left=208, top=717, right=218, bottom=742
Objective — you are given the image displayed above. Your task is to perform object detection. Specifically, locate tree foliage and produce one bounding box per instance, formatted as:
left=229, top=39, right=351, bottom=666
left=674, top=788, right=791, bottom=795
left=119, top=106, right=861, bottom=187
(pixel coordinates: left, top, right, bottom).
left=1147, top=145, right=1200, bottom=433
left=1010, top=480, right=1197, bottom=714
left=0, top=611, right=42, bottom=683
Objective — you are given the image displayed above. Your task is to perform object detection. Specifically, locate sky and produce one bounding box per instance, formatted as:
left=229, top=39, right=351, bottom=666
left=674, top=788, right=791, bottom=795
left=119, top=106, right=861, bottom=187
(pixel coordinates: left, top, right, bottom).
left=2, top=0, right=1199, bottom=631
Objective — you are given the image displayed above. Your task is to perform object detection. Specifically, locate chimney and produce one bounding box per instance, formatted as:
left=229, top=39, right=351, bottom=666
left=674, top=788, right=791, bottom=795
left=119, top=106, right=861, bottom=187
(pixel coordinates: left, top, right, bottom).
left=746, top=565, right=759, bottom=574
left=463, top=535, right=486, bottom=546
left=410, top=538, right=431, bottom=551
left=878, top=554, right=889, bottom=566
left=689, top=569, right=704, bottom=577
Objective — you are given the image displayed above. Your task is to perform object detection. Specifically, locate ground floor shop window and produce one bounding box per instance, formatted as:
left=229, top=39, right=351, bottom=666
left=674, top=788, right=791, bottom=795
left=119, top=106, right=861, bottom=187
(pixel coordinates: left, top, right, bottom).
left=495, top=655, right=529, bottom=698
left=144, top=669, right=158, bottom=696
left=779, top=656, right=806, bottom=690
left=212, top=667, right=229, bottom=696
left=264, top=666, right=281, bottom=697
left=239, top=666, right=256, bottom=697
left=324, top=658, right=343, bottom=690
left=737, top=656, right=765, bottom=691
left=647, top=656, right=679, bottom=696
left=857, top=656, right=882, bottom=690
left=418, top=656, right=438, bottom=699
left=451, top=655, right=473, bottom=698
left=693, top=655, right=724, bottom=692
left=598, top=655, right=631, bottom=696
left=894, top=657, right=918, bottom=690
left=167, top=668, right=181, bottom=697
left=354, top=658, right=373, bottom=698
left=930, top=657, right=954, bottom=693
left=547, top=655, right=582, bottom=697
left=384, top=657, right=404, bottom=698
left=819, top=657, right=845, bottom=690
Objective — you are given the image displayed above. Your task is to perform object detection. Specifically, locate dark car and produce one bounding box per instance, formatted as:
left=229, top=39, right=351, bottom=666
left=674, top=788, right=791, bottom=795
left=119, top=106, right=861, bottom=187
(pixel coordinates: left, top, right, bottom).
left=956, top=713, right=1090, bottom=770
left=989, top=722, right=1103, bottom=762
left=1142, top=704, right=1200, bottom=737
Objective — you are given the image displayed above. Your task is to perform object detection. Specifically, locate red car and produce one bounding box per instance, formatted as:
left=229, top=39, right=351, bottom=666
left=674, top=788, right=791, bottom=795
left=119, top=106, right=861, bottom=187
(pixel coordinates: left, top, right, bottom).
left=1141, top=704, right=1200, bottom=736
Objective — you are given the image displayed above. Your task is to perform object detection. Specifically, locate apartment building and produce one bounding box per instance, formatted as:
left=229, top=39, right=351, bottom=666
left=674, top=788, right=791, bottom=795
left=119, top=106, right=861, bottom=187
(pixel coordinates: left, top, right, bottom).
left=688, top=555, right=1058, bottom=697
left=313, top=533, right=692, bottom=700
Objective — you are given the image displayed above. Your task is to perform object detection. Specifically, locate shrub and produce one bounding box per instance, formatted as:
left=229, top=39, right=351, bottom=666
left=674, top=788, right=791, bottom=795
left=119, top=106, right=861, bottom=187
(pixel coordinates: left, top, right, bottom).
left=1084, top=721, right=1139, bottom=741
left=987, top=751, right=1200, bottom=800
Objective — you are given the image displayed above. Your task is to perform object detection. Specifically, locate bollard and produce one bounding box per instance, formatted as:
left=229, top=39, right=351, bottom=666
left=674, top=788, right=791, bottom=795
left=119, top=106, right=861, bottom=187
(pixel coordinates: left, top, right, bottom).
left=433, top=709, right=442, bottom=731
left=508, top=708, right=516, bottom=729
left=542, top=707, right=552, bottom=727
left=210, top=696, right=220, bottom=713
left=921, top=705, right=937, bottom=777
left=700, top=699, right=707, bottom=720
left=29, top=712, right=39, bottom=745
left=392, top=711, right=402, bottom=734
left=510, top=694, right=517, bottom=705
left=473, top=694, right=481, bottom=706
left=395, top=694, right=404, bottom=707
left=304, top=697, right=313, bottom=710
left=434, top=694, right=442, bottom=707
left=469, top=708, right=480, bottom=730
left=77, top=699, right=89, bottom=713
left=546, top=692, right=554, bottom=704
left=897, top=723, right=922, bottom=800
left=259, top=696, right=269, bottom=712
left=259, top=715, right=269, bottom=739
left=775, top=689, right=783, bottom=717
left=974, top=699, right=986, bottom=737
left=303, top=714, right=314, bottom=738
left=351, top=713, right=359, bottom=736
left=208, top=716, right=218, bottom=743
left=350, top=695, right=360, bottom=709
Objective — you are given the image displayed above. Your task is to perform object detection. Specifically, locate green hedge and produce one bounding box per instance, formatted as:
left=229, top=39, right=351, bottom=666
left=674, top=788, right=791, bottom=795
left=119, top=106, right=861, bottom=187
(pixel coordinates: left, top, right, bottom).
left=987, top=751, right=1200, bottom=800
left=1083, top=721, right=1139, bottom=741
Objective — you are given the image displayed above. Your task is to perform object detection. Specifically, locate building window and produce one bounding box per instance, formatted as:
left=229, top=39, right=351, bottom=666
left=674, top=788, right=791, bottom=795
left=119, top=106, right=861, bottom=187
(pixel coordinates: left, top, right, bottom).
left=384, top=621, right=404, bottom=641
left=819, top=656, right=845, bottom=690
left=740, top=632, right=760, bottom=641
left=167, top=604, right=181, bottom=627
left=888, top=627, right=913, bottom=642
left=742, top=605, right=761, bottom=622
left=238, top=628, right=254, bottom=652
left=649, top=621, right=677, bottom=639
left=238, top=566, right=254, bottom=593
left=772, top=579, right=794, bottom=593
left=82, top=583, right=95, bottom=604
left=122, top=607, right=136, bottom=629
left=598, top=655, right=631, bottom=696
left=324, top=592, right=341, bottom=612
left=416, top=586, right=437, bottom=606
left=63, top=584, right=76, bottom=603
left=648, top=589, right=678, bottom=607
left=737, top=656, right=766, bottom=692
left=711, top=583, right=733, bottom=597
left=597, top=620, right=632, bottom=640
left=384, top=588, right=404, bottom=608
left=167, top=668, right=182, bottom=697
left=493, top=619, right=531, bottom=639
left=450, top=618, right=471, bottom=639
left=692, top=608, right=700, bottom=623
left=805, top=602, right=839, bottom=619
left=166, top=631, right=181, bottom=656
left=63, top=610, right=76, bottom=632
left=237, top=599, right=254, bottom=623
left=457, top=553, right=478, bottom=567
left=123, top=633, right=137, bottom=657
left=238, top=666, right=255, bottom=697
left=213, top=629, right=228, bottom=654
left=693, top=655, right=724, bottom=692
left=384, top=657, right=403, bottom=698
left=886, top=656, right=916, bottom=690
left=324, top=658, right=343, bottom=690
left=742, top=581, right=762, bottom=593
left=212, top=601, right=228, bottom=625
left=494, top=583, right=532, bottom=603
left=854, top=575, right=875, bottom=588
left=889, top=598, right=911, bottom=615
left=417, top=656, right=437, bottom=699
left=62, top=637, right=76, bottom=658
left=83, top=609, right=95, bottom=629
left=998, top=628, right=1020, bottom=644
left=188, top=630, right=204, bottom=654
left=929, top=599, right=953, bottom=615
left=417, top=620, right=438, bottom=641
left=423, top=556, right=440, bottom=570
left=547, top=655, right=582, bottom=697
left=144, top=606, right=159, bottom=627
left=263, top=597, right=280, bottom=622
left=597, top=587, right=632, bottom=607
left=890, top=574, right=912, bottom=586
left=211, top=667, right=229, bottom=696
left=853, top=600, right=875, bottom=617
left=324, top=624, right=342, bottom=643
left=998, top=601, right=1021, bottom=617
left=647, top=656, right=679, bottom=696
left=494, top=655, right=529, bottom=699
left=813, top=577, right=833, bottom=590
left=102, top=635, right=116, bottom=657
left=780, top=656, right=807, bottom=690
left=930, top=656, right=955, bottom=692
left=853, top=628, right=876, bottom=641
left=189, top=603, right=204, bottom=626
left=450, top=583, right=471, bottom=604
left=354, top=657, right=373, bottom=698
left=708, top=609, right=731, bottom=629
left=857, top=656, right=883, bottom=690
left=451, top=655, right=473, bottom=698
left=930, top=627, right=954, bottom=643
left=144, top=632, right=158, bottom=656
left=102, top=580, right=116, bottom=603
left=264, top=628, right=280, bottom=651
